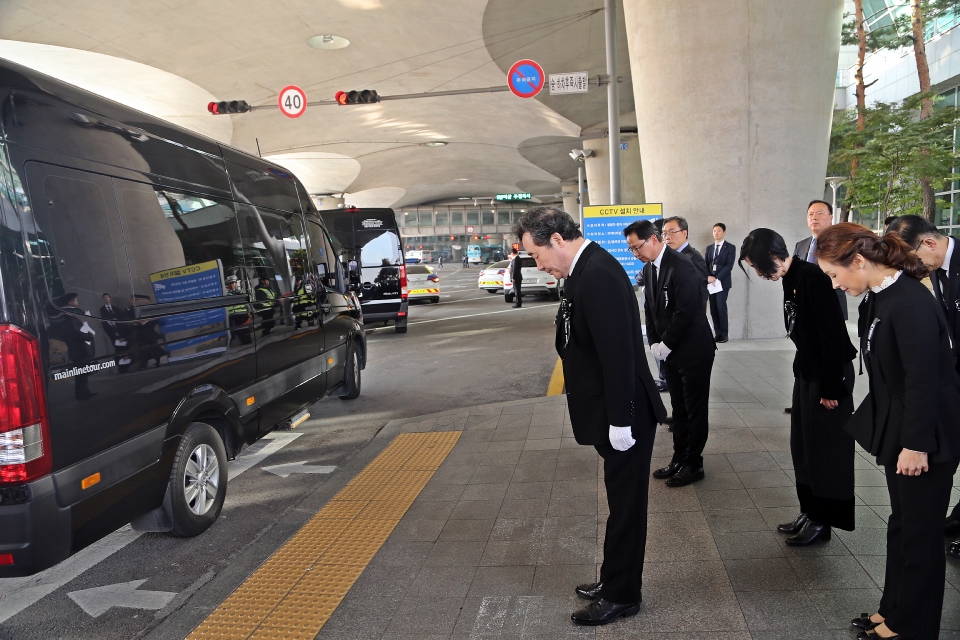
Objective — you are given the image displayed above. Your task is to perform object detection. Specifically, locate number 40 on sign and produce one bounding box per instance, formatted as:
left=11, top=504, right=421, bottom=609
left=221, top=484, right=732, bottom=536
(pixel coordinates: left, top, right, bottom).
left=278, top=85, right=307, bottom=118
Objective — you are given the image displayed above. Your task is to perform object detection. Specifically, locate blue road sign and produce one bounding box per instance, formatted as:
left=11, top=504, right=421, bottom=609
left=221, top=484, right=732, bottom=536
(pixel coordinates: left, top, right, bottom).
left=508, top=59, right=545, bottom=99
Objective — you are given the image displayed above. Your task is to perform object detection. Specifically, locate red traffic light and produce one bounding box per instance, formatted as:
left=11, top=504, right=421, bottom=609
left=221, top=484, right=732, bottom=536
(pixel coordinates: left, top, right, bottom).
left=207, top=100, right=251, bottom=115
left=207, top=102, right=220, bottom=114
left=334, top=89, right=380, bottom=105
left=335, top=91, right=348, bottom=105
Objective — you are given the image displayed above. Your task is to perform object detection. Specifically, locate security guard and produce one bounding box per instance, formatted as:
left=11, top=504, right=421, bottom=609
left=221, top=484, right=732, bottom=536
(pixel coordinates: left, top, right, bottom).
left=254, top=275, right=277, bottom=336
left=226, top=275, right=252, bottom=344
left=292, top=275, right=316, bottom=329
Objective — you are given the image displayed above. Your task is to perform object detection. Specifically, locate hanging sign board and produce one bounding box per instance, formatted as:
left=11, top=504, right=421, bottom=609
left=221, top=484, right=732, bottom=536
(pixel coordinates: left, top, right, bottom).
left=549, top=72, right=589, bottom=95
left=582, top=204, right=663, bottom=283
left=278, top=85, right=307, bottom=118
left=495, top=193, right=531, bottom=201
left=508, top=60, right=545, bottom=98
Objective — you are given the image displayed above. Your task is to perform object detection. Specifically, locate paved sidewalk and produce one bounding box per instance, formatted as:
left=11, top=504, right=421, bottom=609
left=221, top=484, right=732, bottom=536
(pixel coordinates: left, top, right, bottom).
left=312, top=344, right=960, bottom=639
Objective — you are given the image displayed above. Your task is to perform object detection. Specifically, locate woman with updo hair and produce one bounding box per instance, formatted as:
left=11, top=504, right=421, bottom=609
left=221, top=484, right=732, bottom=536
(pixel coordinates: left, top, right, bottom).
left=817, top=222, right=960, bottom=640
left=738, top=229, right=857, bottom=546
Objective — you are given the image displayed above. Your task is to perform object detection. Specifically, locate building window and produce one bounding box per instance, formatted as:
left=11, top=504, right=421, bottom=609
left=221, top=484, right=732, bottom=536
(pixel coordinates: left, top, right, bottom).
left=435, top=211, right=448, bottom=226
left=482, top=210, right=495, bottom=225
left=467, top=211, right=479, bottom=225
left=403, top=210, right=417, bottom=227
left=418, top=210, right=433, bottom=226
left=451, top=211, right=463, bottom=225
left=497, top=210, right=511, bottom=225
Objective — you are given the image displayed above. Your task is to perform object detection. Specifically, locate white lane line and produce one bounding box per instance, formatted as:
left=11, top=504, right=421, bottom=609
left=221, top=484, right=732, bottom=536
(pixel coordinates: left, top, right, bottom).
left=409, top=305, right=555, bottom=326
left=0, top=431, right=302, bottom=623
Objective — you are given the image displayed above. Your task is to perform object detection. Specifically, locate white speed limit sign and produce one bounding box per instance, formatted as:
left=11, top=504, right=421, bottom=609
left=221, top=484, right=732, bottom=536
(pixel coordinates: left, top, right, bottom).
left=278, top=85, right=307, bottom=118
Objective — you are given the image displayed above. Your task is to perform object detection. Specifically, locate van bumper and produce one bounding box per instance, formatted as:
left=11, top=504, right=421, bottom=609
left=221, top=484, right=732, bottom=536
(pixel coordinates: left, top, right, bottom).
left=0, top=476, right=72, bottom=577
left=361, top=301, right=408, bottom=323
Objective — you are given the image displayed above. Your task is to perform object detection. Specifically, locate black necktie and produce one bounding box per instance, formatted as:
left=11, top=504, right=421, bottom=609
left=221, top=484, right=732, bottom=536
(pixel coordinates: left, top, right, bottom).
left=939, top=268, right=949, bottom=308
left=651, top=264, right=659, bottom=292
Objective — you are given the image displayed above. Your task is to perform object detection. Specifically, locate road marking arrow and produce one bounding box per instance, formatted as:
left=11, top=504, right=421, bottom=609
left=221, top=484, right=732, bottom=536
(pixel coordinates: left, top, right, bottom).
left=261, top=461, right=336, bottom=478
left=67, top=579, right=176, bottom=618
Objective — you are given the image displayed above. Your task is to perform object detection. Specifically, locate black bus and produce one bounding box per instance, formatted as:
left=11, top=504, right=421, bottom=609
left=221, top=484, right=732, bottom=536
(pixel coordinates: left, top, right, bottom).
left=0, top=58, right=366, bottom=576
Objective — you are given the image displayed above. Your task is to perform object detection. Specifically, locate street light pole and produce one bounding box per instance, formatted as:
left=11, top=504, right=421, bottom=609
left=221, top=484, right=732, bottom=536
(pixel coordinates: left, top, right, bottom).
left=825, top=176, right=846, bottom=225
left=604, top=0, right=621, bottom=205
left=578, top=165, right=586, bottom=230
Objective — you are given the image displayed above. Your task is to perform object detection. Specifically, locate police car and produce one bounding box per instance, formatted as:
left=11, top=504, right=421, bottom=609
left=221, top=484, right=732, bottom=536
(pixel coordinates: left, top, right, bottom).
left=504, top=253, right=561, bottom=303
left=477, top=260, right=510, bottom=294
left=405, top=264, right=440, bottom=303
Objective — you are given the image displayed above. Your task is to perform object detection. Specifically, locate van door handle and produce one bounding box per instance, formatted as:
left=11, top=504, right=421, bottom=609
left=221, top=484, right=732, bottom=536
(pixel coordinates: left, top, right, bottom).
left=321, top=302, right=332, bottom=314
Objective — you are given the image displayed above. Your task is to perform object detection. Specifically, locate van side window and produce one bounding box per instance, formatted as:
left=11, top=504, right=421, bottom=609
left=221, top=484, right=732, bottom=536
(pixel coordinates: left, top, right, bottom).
left=24, top=163, right=130, bottom=317
left=233, top=204, right=313, bottom=295
left=306, top=220, right=340, bottom=291
left=117, top=182, right=246, bottom=304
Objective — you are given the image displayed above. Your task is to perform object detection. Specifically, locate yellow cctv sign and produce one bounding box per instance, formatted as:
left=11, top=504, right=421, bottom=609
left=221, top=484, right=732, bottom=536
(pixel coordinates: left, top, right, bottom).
left=583, top=203, right=663, bottom=218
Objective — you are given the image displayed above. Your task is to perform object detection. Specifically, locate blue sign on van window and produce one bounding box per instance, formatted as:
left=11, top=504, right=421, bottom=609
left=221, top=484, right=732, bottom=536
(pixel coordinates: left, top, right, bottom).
left=149, top=260, right=228, bottom=361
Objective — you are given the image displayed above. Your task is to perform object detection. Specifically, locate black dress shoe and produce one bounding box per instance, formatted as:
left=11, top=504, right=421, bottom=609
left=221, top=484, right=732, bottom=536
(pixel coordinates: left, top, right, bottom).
left=665, top=466, right=705, bottom=487
left=716, top=336, right=728, bottom=343
left=785, top=520, right=831, bottom=545
left=856, top=630, right=899, bottom=640
left=575, top=581, right=602, bottom=600
left=570, top=598, right=640, bottom=626
left=777, top=512, right=809, bottom=535
left=652, top=462, right=682, bottom=479
left=946, top=516, right=960, bottom=537
left=949, top=537, right=960, bottom=558
left=784, top=407, right=791, bottom=414
left=851, top=613, right=881, bottom=630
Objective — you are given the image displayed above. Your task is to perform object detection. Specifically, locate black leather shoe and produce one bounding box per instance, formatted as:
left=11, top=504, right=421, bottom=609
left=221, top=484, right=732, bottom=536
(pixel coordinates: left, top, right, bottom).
left=949, top=537, right=960, bottom=558
left=786, top=520, right=831, bottom=545
left=777, top=512, right=809, bottom=535
left=665, top=466, right=705, bottom=487
left=716, top=336, right=728, bottom=343
left=575, top=581, right=602, bottom=600
left=570, top=598, right=640, bottom=626
left=946, top=516, right=960, bottom=537
left=851, top=613, right=881, bottom=630
left=652, top=462, right=682, bottom=480
left=783, top=407, right=791, bottom=414
left=856, top=630, right=899, bottom=640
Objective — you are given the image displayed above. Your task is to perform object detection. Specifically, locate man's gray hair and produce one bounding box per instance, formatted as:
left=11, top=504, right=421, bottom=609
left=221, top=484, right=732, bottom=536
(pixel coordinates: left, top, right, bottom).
left=512, top=207, right=583, bottom=247
left=662, top=216, right=689, bottom=233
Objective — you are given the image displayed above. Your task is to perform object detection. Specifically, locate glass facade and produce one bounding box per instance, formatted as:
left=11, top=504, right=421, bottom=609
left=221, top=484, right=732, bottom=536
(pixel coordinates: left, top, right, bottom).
left=862, top=0, right=958, bottom=41
left=397, top=204, right=529, bottom=262
left=935, top=87, right=960, bottom=234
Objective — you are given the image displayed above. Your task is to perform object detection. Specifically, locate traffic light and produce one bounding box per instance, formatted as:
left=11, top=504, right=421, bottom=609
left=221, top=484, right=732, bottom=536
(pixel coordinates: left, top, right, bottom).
left=207, top=100, right=251, bottom=115
left=335, top=90, right=380, bottom=105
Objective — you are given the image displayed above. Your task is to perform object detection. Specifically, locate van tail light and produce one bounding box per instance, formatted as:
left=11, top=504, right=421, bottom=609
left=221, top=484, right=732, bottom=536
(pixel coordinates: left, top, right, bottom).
left=399, top=264, right=407, bottom=290
left=0, top=325, right=51, bottom=485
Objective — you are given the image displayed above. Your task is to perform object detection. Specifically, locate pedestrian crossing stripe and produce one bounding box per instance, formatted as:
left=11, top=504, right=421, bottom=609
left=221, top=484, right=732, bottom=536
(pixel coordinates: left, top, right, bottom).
left=407, top=288, right=439, bottom=294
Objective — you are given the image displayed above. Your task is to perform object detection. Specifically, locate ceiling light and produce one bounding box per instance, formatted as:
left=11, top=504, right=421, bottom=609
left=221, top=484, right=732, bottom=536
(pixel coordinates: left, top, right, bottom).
left=455, top=177, right=468, bottom=181
left=421, top=141, right=447, bottom=147
left=307, top=35, right=350, bottom=50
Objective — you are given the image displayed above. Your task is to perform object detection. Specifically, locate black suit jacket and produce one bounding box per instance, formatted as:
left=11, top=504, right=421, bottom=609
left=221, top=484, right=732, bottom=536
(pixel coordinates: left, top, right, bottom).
left=99, top=304, right=120, bottom=341
left=643, top=246, right=717, bottom=370
left=846, top=275, right=960, bottom=466
left=680, top=244, right=708, bottom=306
left=705, top=241, right=735, bottom=291
left=929, top=236, right=960, bottom=374
left=795, top=235, right=848, bottom=320
left=510, top=256, right=523, bottom=282
left=557, top=242, right=666, bottom=445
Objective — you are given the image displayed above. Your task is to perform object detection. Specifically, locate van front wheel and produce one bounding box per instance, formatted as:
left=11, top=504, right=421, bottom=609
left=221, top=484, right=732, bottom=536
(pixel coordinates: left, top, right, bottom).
left=168, top=422, right=228, bottom=537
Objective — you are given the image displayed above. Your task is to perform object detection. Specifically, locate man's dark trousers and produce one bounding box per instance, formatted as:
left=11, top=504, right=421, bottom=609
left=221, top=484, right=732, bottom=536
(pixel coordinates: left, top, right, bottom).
left=595, top=424, right=655, bottom=604
left=663, top=355, right=714, bottom=469
left=709, top=289, right=729, bottom=339
left=514, top=279, right=522, bottom=307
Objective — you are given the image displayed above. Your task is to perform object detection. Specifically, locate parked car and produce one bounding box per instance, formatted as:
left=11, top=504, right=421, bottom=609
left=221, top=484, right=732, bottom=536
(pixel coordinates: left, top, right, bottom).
left=405, top=264, right=440, bottom=303
left=477, top=260, right=510, bottom=293
left=503, top=253, right=561, bottom=302
left=0, top=58, right=366, bottom=577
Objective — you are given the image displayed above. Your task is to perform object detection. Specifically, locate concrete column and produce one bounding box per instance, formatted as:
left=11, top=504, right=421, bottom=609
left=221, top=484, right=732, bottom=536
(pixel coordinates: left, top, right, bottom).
left=622, top=0, right=843, bottom=338
left=561, top=183, right=579, bottom=219
left=583, top=134, right=645, bottom=207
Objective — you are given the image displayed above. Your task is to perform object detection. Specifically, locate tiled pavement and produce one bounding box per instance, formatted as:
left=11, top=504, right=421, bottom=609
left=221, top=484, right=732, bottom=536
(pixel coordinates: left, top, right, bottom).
left=314, top=344, right=960, bottom=639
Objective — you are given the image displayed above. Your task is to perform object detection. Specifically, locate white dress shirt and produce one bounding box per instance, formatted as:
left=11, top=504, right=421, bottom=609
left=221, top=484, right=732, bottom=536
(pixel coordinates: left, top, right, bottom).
left=567, top=239, right=592, bottom=277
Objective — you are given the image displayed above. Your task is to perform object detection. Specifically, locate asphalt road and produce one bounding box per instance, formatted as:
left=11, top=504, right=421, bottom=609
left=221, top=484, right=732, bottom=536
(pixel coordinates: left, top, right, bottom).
left=0, top=266, right=561, bottom=640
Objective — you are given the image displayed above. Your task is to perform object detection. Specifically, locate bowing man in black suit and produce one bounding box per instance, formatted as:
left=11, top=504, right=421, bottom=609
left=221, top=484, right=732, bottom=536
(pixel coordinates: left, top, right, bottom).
left=887, top=215, right=960, bottom=549
left=628, top=220, right=717, bottom=487
left=795, top=200, right=848, bottom=320
left=515, top=207, right=666, bottom=626
left=818, top=224, right=960, bottom=640
left=705, top=223, right=735, bottom=342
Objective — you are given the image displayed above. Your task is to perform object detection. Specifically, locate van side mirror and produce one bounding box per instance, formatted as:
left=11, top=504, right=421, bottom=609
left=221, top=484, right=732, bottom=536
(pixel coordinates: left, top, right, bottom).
left=347, top=260, right=361, bottom=291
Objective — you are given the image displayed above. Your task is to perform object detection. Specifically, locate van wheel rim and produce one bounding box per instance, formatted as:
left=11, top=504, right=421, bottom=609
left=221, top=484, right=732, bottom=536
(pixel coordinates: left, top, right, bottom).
left=184, top=443, right=219, bottom=516
left=352, top=351, right=360, bottom=387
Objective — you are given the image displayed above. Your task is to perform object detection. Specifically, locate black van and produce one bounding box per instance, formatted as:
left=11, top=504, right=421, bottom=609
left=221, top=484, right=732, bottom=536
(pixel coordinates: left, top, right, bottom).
left=319, top=208, right=409, bottom=333
left=0, top=59, right=366, bottom=577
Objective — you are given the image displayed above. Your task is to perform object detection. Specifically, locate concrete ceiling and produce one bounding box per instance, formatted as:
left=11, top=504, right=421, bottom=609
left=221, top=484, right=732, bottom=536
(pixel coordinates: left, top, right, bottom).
left=0, top=0, right=628, bottom=208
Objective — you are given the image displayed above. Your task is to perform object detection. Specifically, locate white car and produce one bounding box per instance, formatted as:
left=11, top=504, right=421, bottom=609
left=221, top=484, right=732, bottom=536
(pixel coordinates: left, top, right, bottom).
left=477, top=260, right=510, bottom=294
left=404, top=264, right=440, bottom=303
left=503, top=253, right=561, bottom=303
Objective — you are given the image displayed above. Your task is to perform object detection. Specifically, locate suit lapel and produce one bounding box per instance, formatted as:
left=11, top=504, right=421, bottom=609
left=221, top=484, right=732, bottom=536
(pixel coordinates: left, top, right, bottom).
left=949, top=236, right=960, bottom=315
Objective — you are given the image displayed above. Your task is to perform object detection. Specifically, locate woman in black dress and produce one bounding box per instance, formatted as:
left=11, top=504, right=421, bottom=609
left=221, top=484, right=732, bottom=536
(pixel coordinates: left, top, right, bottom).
left=818, top=223, right=960, bottom=640
left=738, top=229, right=857, bottom=544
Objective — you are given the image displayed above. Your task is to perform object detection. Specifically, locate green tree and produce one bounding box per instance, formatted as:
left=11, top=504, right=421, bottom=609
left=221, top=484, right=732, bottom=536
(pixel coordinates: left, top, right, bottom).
left=832, top=94, right=960, bottom=225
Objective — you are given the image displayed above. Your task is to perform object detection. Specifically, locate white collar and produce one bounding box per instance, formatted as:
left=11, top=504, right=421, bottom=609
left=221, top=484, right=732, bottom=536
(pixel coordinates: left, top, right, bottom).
left=715, top=240, right=724, bottom=248
left=568, top=239, right=592, bottom=275
left=943, top=236, right=955, bottom=274
left=870, top=269, right=903, bottom=293
left=652, top=242, right=668, bottom=270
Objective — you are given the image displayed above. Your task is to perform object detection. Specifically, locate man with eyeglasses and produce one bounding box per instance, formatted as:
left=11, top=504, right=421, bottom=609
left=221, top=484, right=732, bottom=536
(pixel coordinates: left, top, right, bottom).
left=795, top=200, right=847, bottom=320
left=661, top=216, right=709, bottom=306
left=627, top=220, right=716, bottom=488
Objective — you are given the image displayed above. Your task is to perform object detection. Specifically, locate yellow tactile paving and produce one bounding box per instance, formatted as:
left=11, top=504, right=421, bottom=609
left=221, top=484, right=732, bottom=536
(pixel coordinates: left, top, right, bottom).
left=187, top=431, right=460, bottom=640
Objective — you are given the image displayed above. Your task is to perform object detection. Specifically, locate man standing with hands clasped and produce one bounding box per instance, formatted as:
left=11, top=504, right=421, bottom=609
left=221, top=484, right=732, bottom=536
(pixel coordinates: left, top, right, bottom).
left=628, top=220, right=716, bottom=487
left=705, top=223, right=735, bottom=343
left=515, top=207, right=665, bottom=626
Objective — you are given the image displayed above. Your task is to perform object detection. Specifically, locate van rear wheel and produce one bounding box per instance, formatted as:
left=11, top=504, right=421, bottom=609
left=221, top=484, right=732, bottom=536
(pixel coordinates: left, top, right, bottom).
left=168, top=422, right=227, bottom=537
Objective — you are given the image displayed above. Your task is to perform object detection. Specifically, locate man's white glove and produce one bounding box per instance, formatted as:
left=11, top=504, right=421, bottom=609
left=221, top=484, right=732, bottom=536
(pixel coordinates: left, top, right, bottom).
left=650, top=342, right=672, bottom=361
left=609, top=425, right=636, bottom=451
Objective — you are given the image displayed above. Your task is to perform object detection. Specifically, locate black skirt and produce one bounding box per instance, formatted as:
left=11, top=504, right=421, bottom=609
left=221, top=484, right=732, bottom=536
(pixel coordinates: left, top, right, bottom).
left=790, top=362, right=856, bottom=530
